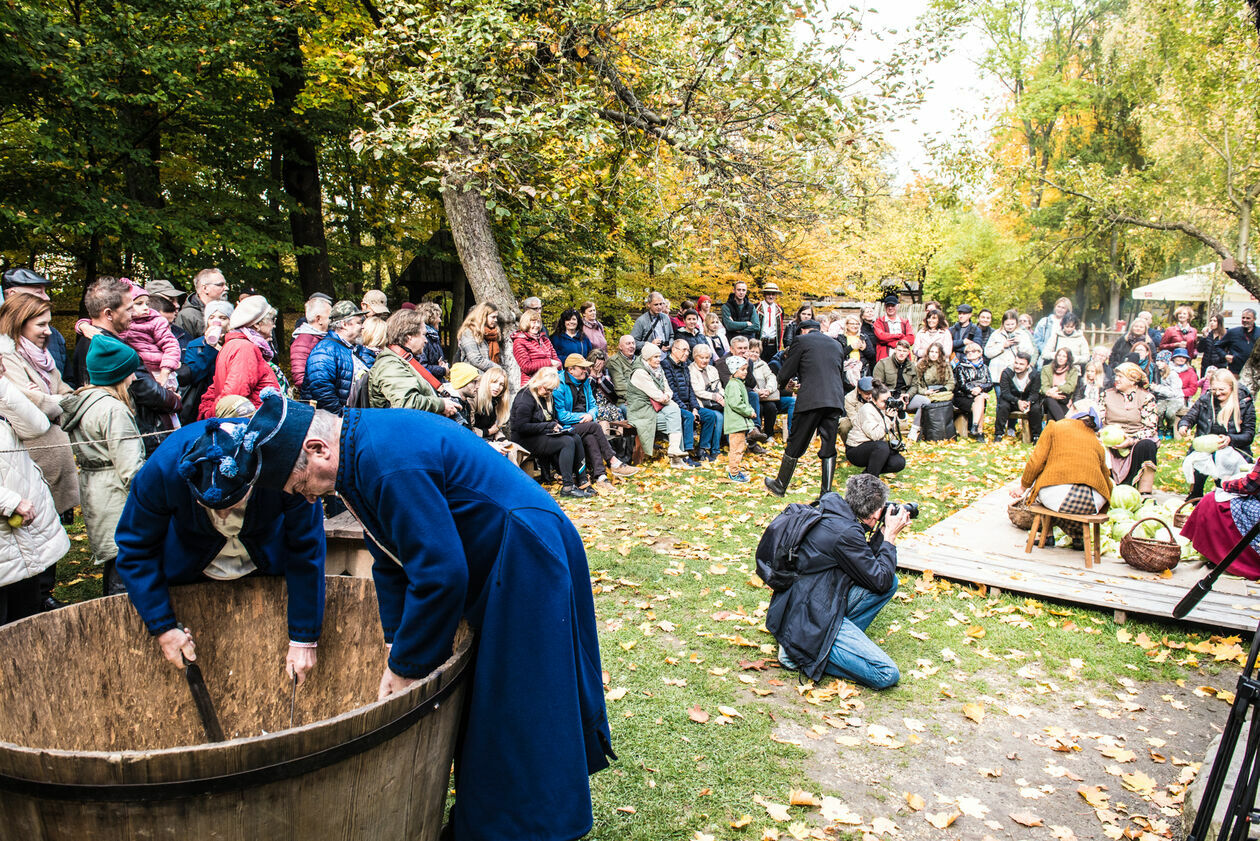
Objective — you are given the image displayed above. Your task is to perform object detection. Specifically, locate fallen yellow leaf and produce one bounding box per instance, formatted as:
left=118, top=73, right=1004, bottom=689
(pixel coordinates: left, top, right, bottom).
left=905, top=792, right=926, bottom=812
left=925, top=810, right=960, bottom=829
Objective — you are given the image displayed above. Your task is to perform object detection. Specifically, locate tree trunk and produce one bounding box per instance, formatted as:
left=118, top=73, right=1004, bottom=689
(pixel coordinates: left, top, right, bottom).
left=441, top=173, right=518, bottom=319
left=1239, top=198, right=1252, bottom=267
left=272, top=11, right=333, bottom=299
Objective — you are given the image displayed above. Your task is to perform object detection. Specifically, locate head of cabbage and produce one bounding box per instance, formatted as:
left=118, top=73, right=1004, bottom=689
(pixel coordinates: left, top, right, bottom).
left=1100, top=425, right=1127, bottom=448
left=1110, top=484, right=1143, bottom=512
left=1193, top=435, right=1223, bottom=454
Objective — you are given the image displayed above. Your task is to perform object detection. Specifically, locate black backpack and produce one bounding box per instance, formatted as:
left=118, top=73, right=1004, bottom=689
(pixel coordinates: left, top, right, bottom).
left=755, top=501, right=825, bottom=592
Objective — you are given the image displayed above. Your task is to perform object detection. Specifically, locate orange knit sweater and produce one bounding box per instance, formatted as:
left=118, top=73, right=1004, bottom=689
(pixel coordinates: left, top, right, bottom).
left=1019, top=418, right=1114, bottom=502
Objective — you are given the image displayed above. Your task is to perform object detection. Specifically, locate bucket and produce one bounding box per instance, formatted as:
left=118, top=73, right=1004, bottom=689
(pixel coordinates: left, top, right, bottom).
left=0, top=576, right=472, bottom=840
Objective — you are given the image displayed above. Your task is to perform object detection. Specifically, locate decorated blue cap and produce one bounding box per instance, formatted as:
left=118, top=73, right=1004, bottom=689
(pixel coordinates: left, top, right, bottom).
left=1070, top=405, right=1102, bottom=429
left=177, top=419, right=258, bottom=509
left=1171, top=348, right=1190, bottom=360
left=244, top=388, right=317, bottom=490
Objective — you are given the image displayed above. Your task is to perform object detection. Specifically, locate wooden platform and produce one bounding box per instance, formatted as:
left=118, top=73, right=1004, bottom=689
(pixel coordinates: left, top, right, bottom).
left=897, top=485, right=1260, bottom=632
left=324, top=510, right=373, bottom=577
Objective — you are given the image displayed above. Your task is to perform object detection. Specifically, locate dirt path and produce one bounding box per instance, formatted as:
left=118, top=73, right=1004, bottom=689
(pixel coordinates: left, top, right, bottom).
left=770, top=675, right=1225, bottom=840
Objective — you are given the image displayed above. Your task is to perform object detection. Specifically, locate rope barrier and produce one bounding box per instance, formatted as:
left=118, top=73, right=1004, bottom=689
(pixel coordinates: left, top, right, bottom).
left=0, top=427, right=175, bottom=456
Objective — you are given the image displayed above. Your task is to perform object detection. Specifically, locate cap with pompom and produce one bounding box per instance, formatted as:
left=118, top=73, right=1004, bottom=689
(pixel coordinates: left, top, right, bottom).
left=177, top=419, right=257, bottom=509
left=243, top=389, right=317, bottom=490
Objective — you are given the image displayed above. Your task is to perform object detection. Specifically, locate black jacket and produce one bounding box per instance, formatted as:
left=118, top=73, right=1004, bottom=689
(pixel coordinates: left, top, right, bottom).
left=1179, top=386, right=1256, bottom=458
left=950, top=321, right=980, bottom=356
left=508, top=388, right=557, bottom=443
left=998, top=367, right=1040, bottom=406
left=1199, top=332, right=1229, bottom=371
left=954, top=360, right=992, bottom=394
left=765, top=493, right=896, bottom=681
left=777, top=330, right=846, bottom=413
left=859, top=322, right=878, bottom=373
left=131, top=370, right=181, bottom=457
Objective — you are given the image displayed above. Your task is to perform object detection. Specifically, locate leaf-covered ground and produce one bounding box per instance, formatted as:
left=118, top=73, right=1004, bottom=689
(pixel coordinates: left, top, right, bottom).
left=48, top=431, right=1243, bottom=840
left=566, top=433, right=1243, bottom=841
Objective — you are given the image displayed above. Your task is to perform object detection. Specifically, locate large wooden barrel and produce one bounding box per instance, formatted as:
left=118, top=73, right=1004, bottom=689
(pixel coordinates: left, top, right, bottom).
left=0, top=576, right=472, bottom=840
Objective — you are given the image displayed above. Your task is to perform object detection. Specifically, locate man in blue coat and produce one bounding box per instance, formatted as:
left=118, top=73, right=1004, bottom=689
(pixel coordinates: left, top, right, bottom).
left=301, top=300, right=373, bottom=413
left=113, top=420, right=327, bottom=683
left=218, top=390, right=613, bottom=841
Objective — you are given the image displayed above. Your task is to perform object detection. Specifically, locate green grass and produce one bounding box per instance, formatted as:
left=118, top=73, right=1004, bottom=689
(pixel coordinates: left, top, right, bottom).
left=567, top=429, right=1242, bottom=840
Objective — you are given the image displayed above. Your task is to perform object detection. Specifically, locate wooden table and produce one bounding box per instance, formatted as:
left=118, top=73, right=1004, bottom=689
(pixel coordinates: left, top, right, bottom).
left=1023, top=502, right=1110, bottom=568
left=324, top=510, right=374, bottom=577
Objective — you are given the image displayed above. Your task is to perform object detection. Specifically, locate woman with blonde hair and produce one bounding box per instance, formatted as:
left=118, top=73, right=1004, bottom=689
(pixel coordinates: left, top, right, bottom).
left=1160, top=304, right=1198, bottom=357
left=511, top=310, right=560, bottom=386
left=361, top=316, right=388, bottom=356
left=473, top=365, right=511, bottom=439
left=1178, top=368, right=1255, bottom=498
left=509, top=367, right=591, bottom=498
left=457, top=302, right=503, bottom=371
left=60, top=336, right=145, bottom=596
left=703, top=312, right=730, bottom=358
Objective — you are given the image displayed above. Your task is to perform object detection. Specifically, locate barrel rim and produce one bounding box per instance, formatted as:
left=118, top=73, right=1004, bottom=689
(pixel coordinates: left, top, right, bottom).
left=0, top=580, right=474, bottom=791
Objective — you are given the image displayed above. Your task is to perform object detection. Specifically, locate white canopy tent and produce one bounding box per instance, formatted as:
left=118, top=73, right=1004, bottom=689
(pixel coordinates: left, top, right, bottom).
left=1130, top=263, right=1258, bottom=327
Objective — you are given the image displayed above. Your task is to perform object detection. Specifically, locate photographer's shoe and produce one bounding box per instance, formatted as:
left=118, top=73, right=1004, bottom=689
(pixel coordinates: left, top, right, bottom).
left=763, top=455, right=799, bottom=497
left=819, top=457, right=836, bottom=496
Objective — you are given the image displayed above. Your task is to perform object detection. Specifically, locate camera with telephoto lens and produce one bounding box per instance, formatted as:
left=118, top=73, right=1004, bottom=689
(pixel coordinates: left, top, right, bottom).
left=885, top=393, right=907, bottom=415
left=884, top=502, right=919, bottom=520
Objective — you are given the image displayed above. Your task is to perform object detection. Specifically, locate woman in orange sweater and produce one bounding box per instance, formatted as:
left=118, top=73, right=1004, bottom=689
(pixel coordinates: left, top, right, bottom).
left=1010, top=406, right=1114, bottom=550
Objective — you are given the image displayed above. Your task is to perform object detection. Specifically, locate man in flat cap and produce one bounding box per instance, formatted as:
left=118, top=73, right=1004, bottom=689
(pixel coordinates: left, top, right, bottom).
left=209, top=390, right=612, bottom=841
left=764, top=319, right=846, bottom=497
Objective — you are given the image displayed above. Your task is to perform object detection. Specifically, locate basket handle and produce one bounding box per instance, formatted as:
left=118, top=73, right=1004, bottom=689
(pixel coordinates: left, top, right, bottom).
left=1175, top=498, right=1197, bottom=514
left=1123, top=516, right=1174, bottom=543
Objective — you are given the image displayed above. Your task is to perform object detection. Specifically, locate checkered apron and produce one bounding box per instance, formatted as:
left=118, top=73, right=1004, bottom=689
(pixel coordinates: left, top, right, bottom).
left=1051, top=483, right=1098, bottom=536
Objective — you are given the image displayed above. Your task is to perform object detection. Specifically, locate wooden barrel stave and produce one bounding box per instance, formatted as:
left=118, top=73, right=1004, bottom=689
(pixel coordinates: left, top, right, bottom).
left=0, top=576, right=470, bottom=841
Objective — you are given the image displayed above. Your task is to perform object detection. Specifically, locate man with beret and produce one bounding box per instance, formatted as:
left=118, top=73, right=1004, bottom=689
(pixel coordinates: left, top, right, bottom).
left=112, top=416, right=326, bottom=683
left=221, top=391, right=612, bottom=841
left=949, top=304, right=979, bottom=359
left=765, top=319, right=846, bottom=497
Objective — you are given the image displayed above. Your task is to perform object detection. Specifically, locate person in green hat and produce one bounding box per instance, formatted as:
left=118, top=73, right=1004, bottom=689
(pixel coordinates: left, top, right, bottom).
left=60, top=335, right=146, bottom=595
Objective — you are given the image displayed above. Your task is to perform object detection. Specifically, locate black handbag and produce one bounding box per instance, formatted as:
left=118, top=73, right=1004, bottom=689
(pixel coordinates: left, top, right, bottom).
left=920, top=400, right=957, bottom=442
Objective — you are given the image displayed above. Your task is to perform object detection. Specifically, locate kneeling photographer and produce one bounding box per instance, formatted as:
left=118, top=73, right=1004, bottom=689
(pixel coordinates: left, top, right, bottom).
left=844, top=380, right=907, bottom=477
left=765, top=474, right=912, bottom=689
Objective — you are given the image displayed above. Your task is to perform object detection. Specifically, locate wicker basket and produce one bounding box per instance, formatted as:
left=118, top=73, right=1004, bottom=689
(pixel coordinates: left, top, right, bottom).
left=1008, top=493, right=1034, bottom=531
left=1119, top=517, right=1181, bottom=573
left=1172, top=498, right=1197, bottom=529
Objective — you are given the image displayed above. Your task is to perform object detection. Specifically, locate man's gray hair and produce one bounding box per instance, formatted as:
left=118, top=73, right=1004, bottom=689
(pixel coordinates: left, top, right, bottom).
left=845, top=474, right=888, bottom=520
left=647, top=291, right=665, bottom=304
left=729, top=335, right=750, bottom=349
left=193, top=268, right=225, bottom=290
left=305, top=297, right=332, bottom=320
left=291, top=409, right=341, bottom=476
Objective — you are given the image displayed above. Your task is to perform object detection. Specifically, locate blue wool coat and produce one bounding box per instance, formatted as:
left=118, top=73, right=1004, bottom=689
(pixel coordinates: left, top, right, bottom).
left=554, top=370, right=597, bottom=427
left=333, top=409, right=613, bottom=841
left=113, top=422, right=327, bottom=642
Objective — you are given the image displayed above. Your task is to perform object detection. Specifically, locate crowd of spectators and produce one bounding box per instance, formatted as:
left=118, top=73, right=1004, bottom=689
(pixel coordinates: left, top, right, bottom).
left=3, top=263, right=1260, bottom=620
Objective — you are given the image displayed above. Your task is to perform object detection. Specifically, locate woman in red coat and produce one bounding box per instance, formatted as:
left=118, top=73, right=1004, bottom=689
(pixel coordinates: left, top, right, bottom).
left=511, top=310, right=560, bottom=387
left=197, top=295, right=281, bottom=418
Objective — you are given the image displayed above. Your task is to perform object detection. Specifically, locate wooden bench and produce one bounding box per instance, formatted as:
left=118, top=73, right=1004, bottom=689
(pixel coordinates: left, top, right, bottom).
left=1023, top=502, right=1110, bottom=569
left=1008, top=410, right=1033, bottom=444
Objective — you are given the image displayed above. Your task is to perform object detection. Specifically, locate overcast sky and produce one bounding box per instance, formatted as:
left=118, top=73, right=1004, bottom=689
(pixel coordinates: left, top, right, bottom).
left=842, top=0, right=1004, bottom=183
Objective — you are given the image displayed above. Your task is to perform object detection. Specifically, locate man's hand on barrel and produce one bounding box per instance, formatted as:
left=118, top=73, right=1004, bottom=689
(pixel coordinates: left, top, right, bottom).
left=286, top=644, right=318, bottom=685
left=378, top=665, right=419, bottom=701
left=158, top=626, right=196, bottom=667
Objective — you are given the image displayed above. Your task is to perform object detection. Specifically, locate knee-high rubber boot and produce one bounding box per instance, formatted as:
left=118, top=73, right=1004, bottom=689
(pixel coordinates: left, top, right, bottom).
left=763, top=455, right=799, bottom=497
left=819, top=457, right=836, bottom=497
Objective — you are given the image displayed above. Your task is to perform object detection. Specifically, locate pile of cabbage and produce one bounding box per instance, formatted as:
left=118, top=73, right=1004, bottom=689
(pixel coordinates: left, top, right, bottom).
left=1089, top=484, right=1202, bottom=562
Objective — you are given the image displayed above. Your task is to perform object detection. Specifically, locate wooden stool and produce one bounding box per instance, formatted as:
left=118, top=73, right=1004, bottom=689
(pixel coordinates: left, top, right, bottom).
left=1008, top=411, right=1033, bottom=443
left=1023, top=502, right=1110, bottom=568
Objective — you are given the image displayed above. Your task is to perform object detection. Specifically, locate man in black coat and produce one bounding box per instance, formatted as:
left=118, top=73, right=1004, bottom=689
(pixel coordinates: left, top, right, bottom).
left=767, top=474, right=910, bottom=687
left=765, top=321, right=846, bottom=496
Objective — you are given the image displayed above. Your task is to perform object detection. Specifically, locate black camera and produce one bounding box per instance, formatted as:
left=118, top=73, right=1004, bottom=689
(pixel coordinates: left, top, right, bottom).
left=884, top=502, right=919, bottom=520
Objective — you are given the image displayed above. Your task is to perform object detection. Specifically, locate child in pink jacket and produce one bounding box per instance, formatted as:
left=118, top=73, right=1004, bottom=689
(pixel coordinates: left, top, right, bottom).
left=76, top=279, right=181, bottom=387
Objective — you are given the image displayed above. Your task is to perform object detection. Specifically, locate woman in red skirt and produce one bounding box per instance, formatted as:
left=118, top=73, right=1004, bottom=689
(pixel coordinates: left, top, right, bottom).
left=1181, top=460, right=1260, bottom=580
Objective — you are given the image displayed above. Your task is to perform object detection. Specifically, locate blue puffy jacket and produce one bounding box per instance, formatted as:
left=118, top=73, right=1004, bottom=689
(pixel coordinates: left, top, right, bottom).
left=113, top=422, right=326, bottom=642
left=554, top=371, right=597, bottom=427
left=301, top=332, right=373, bottom=413
left=661, top=355, right=699, bottom=411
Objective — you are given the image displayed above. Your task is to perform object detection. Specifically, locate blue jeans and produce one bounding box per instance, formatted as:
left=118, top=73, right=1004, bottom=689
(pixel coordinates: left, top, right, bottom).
left=779, top=395, right=796, bottom=435
left=749, top=390, right=762, bottom=425
left=679, top=405, right=696, bottom=449
left=822, top=578, right=900, bottom=689
left=696, top=407, right=723, bottom=452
